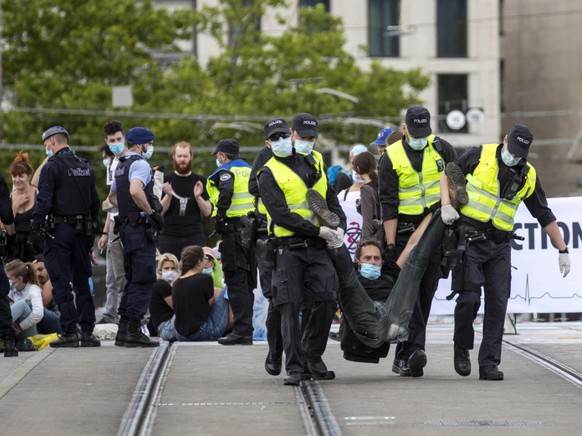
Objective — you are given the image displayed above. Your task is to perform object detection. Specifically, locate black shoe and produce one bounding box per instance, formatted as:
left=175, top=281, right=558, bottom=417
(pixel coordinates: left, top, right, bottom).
left=328, top=331, right=341, bottom=342
left=408, top=349, right=427, bottom=377
left=80, top=332, right=101, bottom=347
left=307, top=189, right=340, bottom=228
left=50, top=333, right=80, bottom=348
left=121, top=319, right=159, bottom=348
left=265, top=353, right=282, bottom=376
left=454, top=344, right=471, bottom=376
left=16, top=339, right=35, bottom=351
left=445, top=162, right=468, bottom=205
left=392, top=358, right=411, bottom=376
left=284, top=372, right=302, bottom=386
left=3, top=336, right=18, bottom=357
left=306, top=357, right=336, bottom=380
left=479, top=365, right=504, bottom=381
left=218, top=333, right=253, bottom=346
left=115, top=317, right=129, bottom=347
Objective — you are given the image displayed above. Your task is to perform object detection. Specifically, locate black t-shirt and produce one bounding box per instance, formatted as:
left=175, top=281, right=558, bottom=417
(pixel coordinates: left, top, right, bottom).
left=172, top=273, right=214, bottom=337
left=149, top=279, right=174, bottom=328
left=162, top=172, right=209, bottom=237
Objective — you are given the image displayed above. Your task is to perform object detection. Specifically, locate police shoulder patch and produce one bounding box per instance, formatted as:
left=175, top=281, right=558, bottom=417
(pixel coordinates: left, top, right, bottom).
left=219, top=173, right=232, bottom=182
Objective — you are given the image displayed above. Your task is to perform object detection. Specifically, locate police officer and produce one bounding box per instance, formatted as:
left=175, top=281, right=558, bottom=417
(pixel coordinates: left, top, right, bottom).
left=108, top=126, right=163, bottom=348
left=440, top=124, right=571, bottom=380
left=30, top=126, right=101, bottom=348
left=257, top=113, right=346, bottom=386
left=207, top=139, right=256, bottom=345
left=1, top=174, right=18, bottom=357
left=378, top=106, right=456, bottom=377
left=248, top=119, right=289, bottom=375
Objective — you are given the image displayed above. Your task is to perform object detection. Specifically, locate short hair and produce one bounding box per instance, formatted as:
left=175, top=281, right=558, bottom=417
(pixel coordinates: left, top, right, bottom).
left=180, top=245, right=205, bottom=274
left=103, top=120, right=123, bottom=137
left=355, top=239, right=383, bottom=261
left=387, top=131, right=403, bottom=146
left=171, top=141, right=193, bottom=158
left=9, top=152, right=34, bottom=177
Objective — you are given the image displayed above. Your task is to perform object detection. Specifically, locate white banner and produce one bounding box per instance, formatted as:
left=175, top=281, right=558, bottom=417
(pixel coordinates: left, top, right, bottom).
left=432, top=196, right=582, bottom=314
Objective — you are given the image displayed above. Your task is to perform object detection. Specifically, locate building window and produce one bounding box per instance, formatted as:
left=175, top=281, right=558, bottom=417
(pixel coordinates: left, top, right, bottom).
left=368, top=0, right=400, bottom=58
left=228, top=0, right=261, bottom=47
left=437, top=0, right=467, bottom=58
left=299, top=0, right=330, bottom=12
left=438, top=74, right=469, bottom=133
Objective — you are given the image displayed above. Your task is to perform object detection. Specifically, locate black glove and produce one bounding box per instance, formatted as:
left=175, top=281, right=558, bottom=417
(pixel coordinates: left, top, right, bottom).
left=213, top=215, right=227, bottom=234
left=382, top=243, right=396, bottom=263
left=147, top=211, right=164, bottom=231
left=27, top=228, right=44, bottom=254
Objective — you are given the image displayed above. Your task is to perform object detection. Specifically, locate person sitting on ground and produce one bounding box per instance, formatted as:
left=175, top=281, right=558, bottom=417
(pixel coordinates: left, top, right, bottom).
left=160, top=246, right=233, bottom=342
left=149, top=253, right=180, bottom=338
left=32, top=254, right=57, bottom=313
left=202, top=246, right=224, bottom=290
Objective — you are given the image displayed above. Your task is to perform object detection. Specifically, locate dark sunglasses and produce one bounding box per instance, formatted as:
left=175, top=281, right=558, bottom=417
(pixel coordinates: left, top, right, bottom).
left=269, top=133, right=290, bottom=141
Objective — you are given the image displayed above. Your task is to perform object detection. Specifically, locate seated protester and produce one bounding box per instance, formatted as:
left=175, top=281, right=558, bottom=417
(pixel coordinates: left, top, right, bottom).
left=6, top=260, right=61, bottom=347
left=340, top=240, right=393, bottom=363
left=202, top=246, right=224, bottom=290
left=32, top=254, right=58, bottom=314
left=163, top=246, right=231, bottom=342
left=149, top=253, right=180, bottom=338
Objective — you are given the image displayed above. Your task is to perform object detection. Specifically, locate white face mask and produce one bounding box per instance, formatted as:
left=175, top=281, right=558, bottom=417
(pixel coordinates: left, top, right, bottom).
left=295, top=139, right=314, bottom=155
left=501, top=149, right=521, bottom=167
left=216, top=158, right=222, bottom=167
left=352, top=170, right=364, bottom=184
left=161, top=270, right=178, bottom=282
left=408, top=136, right=428, bottom=151
left=271, top=137, right=293, bottom=157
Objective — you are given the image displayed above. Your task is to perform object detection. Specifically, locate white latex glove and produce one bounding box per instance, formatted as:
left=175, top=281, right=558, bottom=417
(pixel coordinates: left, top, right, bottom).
left=319, top=226, right=338, bottom=241
left=559, top=252, right=571, bottom=278
left=441, top=204, right=460, bottom=225
left=327, top=227, right=344, bottom=249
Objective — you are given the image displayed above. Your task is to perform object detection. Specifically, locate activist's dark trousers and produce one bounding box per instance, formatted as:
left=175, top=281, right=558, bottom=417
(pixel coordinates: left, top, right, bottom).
left=0, top=261, right=14, bottom=337
left=219, top=232, right=256, bottom=338
left=453, top=238, right=511, bottom=367
left=272, top=245, right=337, bottom=374
left=44, top=223, right=95, bottom=334
left=328, top=210, right=446, bottom=348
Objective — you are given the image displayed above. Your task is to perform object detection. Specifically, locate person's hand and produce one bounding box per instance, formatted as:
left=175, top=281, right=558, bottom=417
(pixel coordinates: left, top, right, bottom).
left=213, top=215, right=227, bottom=234
left=89, top=251, right=99, bottom=266
left=27, top=228, right=44, bottom=253
left=13, top=322, right=22, bottom=336
left=97, top=234, right=108, bottom=251
left=162, top=182, right=173, bottom=196
left=441, top=204, right=460, bottom=225
left=12, top=193, right=29, bottom=210
left=318, top=226, right=338, bottom=242
left=148, top=211, right=164, bottom=231
left=559, top=252, right=571, bottom=278
left=326, top=228, right=344, bottom=249
left=194, top=180, right=204, bottom=198
left=382, top=243, right=396, bottom=262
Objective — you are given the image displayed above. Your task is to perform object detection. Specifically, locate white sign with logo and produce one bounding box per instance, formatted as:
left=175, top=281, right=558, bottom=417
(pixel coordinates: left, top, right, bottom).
left=466, top=108, right=485, bottom=124
left=446, top=110, right=466, bottom=130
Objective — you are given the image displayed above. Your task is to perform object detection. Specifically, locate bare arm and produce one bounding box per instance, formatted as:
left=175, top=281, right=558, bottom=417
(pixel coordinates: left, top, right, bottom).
left=194, top=180, right=212, bottom=217
left=383, top=219, right=398, bottom=246
left=129, top=179, right=154, bottom=214
left=31, top=157, right=48, bottom=188
left=543, top=220, right=567, bottom=251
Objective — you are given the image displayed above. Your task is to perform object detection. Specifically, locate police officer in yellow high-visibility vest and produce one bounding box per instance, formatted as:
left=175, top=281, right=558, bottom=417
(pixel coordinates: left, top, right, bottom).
left=207, top=139, right=256, bottom=345
left=257, top=113, right=346, bottom=386
left=440, top=124, right=571, bottom=381
left=378, top=106, right=457, bottom=378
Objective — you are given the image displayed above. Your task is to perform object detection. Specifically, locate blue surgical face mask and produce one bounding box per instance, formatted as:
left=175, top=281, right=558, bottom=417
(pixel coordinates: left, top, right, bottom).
left=271, top=136, right=293, bottom=158
left=359, top=263, right=382, bottom=280
left=501, top=149, right=521, bottom=167
left=202, top=267, right=214, bottom=275
left=408, top=136, right=428, bottom=151
left=161, top=270, right=178, bottom=283
left=295, top=139, right=314, bottom=155
left=143, top=145, right=154, bottom=160
left=102, top=158, right=111, bottom=169
left=108, top=142, right=125, bottom=156
left=45, top=146, right=54, bottom=158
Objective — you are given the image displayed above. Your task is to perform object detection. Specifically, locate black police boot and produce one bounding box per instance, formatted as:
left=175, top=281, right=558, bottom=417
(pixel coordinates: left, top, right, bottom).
left=445, top=162, right=468, bottom=205
left=80, top=331, right=101, bottom=347
left=306, top=357, right=335, bottom=380
left=115, top=316, right=129, bottom=347
left=479, top=365, right=504, bottom=381
left=264, top=352, right=282, bottom=376
left=306, top=189, right=340, bottom=228
left=392, top=358, right=410, bottom=376
left=454, top=344, right=471, bottom=376
left=218, top=332, right=253, bottom=346
left=50, top=332, right=80, bottom=348
left=3, top=336, right=18, bottom=357
left=283, top=372, right=302, bottom=386
left=408, top=349, right=427, bottom=377
left=123, top=319, right=159, bottom=348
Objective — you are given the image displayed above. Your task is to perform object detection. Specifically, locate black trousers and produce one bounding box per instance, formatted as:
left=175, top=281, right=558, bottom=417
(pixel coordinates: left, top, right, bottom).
left=0, top=261, right=14, bottom=338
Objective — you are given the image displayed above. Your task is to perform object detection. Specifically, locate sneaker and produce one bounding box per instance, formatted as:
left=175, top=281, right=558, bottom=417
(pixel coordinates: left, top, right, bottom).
left=453, top=344, right=471, bottom=376
left=307, top=189, right=340, bottom=228
left=16, top=339, right=35, bottom=352
left=392, top=358, right=411, bottom=376
left=408, top=349, right=427, bottom=377
left=445, top=162, right=468, bottom=205
left=479, top=365, right=504, bottom=381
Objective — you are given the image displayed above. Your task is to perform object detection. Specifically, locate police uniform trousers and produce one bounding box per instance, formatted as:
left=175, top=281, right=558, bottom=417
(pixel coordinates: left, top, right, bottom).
left=255, top=236, right=282, bottom=357
left=0, top=262, right=14, bottom=338
left=119, top=222, right=157, bottom=322
left=452, top=238, right=511, bottom=367
left=44, top=223, right=95, bottom=334
left=218, top=232, right=256, bottom=337
left=393, top=229, right=443, bottom=361
left=271, top=244, right=338, bottom=374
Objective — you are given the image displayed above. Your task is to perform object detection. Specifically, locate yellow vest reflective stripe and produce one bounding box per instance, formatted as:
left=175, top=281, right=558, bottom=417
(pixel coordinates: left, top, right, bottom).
left=387, top=135, right=444, bottom=215
left=460, top=143, right=537, bottom=231
left=263, top=152, right=328, bottom=237
left=207, top=163, right=254, bottom=218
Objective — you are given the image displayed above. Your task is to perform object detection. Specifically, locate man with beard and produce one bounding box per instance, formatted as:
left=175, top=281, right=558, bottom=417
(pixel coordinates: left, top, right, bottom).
left=159, top=142, right=212, bottom=259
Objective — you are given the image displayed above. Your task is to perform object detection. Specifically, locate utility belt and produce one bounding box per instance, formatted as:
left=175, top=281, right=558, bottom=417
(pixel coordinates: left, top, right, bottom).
left=459, top=225, right=513, bottom=244
left=222, top=217, right=244, bottom=233
left=114, top=213, right=159, bottom=243
left=116, top=213, right=147, bottom=226
left=49, top=214, right=97, bottom=244
left=397, top=221, right=417, bottom=234
left=52, top=214, right=89, bottom=225
left=273, top=236, right=326, bottom=250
